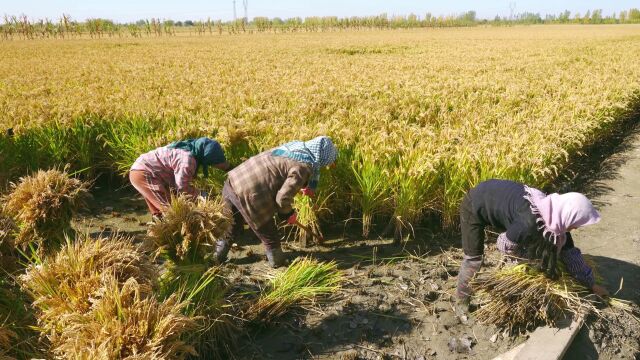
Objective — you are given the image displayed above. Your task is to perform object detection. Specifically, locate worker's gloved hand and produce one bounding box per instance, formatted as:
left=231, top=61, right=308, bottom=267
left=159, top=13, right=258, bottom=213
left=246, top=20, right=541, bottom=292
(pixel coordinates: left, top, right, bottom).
left=287, top=213, right=298, bottom=225
left=301, top=187, right=314, bottom=197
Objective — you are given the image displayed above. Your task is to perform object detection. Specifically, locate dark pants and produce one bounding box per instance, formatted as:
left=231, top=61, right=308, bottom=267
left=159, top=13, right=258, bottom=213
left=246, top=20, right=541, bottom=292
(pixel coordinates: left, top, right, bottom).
left=221, top=180, right=281, bottom=251
left=456, top=192, right=484, bottom=300
left=460, top=192, right=486, bottom=257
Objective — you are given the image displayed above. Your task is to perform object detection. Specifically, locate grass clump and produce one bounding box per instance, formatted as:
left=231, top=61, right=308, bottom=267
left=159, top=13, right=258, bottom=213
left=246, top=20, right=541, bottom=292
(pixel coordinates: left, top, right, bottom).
left=2, top=169, right=91, bottom=252
left=472, top=262, right=599, bottom=334
left=247, top=257, right=343, bottom=324
left=147, top=194, right=232, bottom=265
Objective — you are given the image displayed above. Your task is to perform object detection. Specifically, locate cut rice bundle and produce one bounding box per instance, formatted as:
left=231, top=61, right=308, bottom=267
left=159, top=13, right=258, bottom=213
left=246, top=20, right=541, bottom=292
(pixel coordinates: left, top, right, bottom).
left=3, top=169, right=91, bottom=252
left=147, top=195, right=232, bottom=264
left=284, top=194, right=324, bottom=246
left=19, top=233, right=158, bottom=340
left=471, top=263, right=598, bottom=334
left=54, top=276, right=197, bottom=360
left=148, top=195, right=237, bottom=358
left=247, top=257, right=344, bottom=324
left=159, top=263, right=236, bottom=359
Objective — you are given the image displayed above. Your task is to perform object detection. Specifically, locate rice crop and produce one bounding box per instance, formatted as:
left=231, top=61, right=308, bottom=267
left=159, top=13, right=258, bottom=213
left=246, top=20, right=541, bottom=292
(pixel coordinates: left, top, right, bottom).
left=247, top=257, right=343, bottom=324
left=471, top=262, right=610, bottom=334
left=2, top=169, right=91, bottom=251
left=147, top=194, right=232, bottom=265
left=2, top=26, right=639, bottom=234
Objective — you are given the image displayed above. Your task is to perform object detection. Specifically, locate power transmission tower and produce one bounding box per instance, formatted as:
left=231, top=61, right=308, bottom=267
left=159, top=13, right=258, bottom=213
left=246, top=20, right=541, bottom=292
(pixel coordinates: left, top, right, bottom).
left=509, top=2, right=517, bottom=20
left=233, top=0, right=237, bottom=21
left=243, top=0, right=248, bottom=22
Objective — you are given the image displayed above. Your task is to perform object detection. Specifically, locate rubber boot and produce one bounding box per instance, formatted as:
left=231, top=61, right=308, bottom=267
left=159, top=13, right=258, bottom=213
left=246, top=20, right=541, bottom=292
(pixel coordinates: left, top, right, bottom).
left=212, top=239, right=230, bottom=265
left=266, top=247, right=287, bottom=268
left=455, top=255, right=483, bottom=317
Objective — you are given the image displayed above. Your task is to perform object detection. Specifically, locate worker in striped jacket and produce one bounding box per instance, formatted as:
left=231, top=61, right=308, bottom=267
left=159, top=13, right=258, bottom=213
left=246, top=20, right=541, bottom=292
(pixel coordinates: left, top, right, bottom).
left=130, top=137, right=230, bottom=220
left=215, top=136, right=337, bottom=268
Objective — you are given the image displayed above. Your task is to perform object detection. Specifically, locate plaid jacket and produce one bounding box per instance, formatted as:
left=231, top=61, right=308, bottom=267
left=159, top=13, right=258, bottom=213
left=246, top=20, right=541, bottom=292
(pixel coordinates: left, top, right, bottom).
left=227, top=151, right=312, bottom=229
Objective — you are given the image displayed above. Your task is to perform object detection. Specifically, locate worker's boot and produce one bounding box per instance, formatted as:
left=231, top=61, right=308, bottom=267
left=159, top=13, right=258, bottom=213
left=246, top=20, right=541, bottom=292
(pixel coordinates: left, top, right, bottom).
left=212, top=239, right=230, bottom=265
left=266, top=247, right=287, bottom=268
left=455, top=255, right=483, bottom=318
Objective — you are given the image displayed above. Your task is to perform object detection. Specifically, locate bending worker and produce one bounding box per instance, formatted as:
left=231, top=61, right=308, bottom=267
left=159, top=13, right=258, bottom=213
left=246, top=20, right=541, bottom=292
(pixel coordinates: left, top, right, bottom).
left=214, top=135, right=337, bottom=268
left=456, top=179, right=609, bottom=314
left=130, top=137, right=230, bottom=220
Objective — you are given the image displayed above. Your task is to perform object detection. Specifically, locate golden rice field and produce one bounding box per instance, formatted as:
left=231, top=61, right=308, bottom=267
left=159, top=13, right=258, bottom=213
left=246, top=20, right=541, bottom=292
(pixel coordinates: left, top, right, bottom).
left=1, top=24, right=640, bottom=360
left=1, top=25, right=640, bottom=231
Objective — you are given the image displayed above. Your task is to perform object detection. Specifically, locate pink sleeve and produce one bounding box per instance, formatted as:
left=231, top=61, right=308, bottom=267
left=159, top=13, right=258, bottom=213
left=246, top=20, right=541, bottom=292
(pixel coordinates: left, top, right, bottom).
left=174, top=153, right=198, bottom=196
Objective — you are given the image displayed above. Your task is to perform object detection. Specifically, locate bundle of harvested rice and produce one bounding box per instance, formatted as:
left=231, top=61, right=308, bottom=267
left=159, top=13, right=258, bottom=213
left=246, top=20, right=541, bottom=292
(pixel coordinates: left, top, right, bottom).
left=54, top=276, right=197, bottom=360
left=3, top=169, right=91, bottom=251
left=247, top=257, right=344, bottom=323
left=147, top=195, right=237, bottom=358
left=147, top=195, right=231, bottom=264
left=284, top=194, right=325, bottom=246
left=159, top=263, right=236, bottom=359
left=19, top=233, right=158, bottom=339
left=471, top=263, right=599, bottom=334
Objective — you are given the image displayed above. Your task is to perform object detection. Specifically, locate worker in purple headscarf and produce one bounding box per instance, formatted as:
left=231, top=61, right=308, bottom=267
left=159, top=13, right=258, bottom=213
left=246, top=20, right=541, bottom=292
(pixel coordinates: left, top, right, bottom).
left=455, top=179, right=608, bottom=315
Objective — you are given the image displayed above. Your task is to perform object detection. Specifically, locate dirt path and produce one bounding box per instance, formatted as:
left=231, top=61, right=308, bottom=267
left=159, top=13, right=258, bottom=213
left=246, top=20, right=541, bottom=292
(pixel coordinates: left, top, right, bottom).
left=562, top=123, right=640, bottom=359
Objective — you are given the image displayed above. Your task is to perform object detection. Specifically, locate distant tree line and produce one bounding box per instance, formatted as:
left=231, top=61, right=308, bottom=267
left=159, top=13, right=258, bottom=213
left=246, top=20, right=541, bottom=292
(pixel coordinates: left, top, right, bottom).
left=2, top=8, right=640, bottom=40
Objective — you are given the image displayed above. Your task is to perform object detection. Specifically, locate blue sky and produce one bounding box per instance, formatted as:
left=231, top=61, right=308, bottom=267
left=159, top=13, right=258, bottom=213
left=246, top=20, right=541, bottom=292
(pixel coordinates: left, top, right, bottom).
left=0, top=0, right=637, bottom=22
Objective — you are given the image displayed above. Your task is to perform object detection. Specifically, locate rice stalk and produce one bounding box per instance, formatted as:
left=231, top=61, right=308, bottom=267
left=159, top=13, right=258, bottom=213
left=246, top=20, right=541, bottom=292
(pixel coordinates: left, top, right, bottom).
left=147, top=194, right=232, bottom=265
left=2, top=169, right=91, bottom=252
left=247, top=257, right=343, bottom=324
left=350, top=150, right=391, bottom=238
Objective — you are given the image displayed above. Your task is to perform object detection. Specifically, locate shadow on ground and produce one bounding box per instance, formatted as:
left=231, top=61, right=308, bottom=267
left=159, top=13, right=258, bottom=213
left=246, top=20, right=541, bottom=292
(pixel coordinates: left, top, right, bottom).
left=553, top=108, right=640, bottom=207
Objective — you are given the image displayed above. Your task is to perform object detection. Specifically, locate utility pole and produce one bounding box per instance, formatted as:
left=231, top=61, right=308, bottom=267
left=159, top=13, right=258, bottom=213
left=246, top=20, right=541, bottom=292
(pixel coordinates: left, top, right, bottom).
left=243, top=0, right=248, bottom=23
left=233, top=0, right=237, bottom=21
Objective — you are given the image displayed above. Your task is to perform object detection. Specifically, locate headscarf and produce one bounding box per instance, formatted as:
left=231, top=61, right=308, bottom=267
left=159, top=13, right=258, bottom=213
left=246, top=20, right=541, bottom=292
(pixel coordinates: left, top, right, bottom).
left=271, top=136, right=337, bottom=190
left=167, top=137, right=226, bottom=177
left=524, top=186, right=601, bottom=251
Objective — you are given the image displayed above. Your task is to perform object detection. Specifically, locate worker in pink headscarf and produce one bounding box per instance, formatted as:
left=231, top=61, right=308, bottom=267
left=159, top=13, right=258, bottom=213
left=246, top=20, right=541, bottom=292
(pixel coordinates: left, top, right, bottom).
left=455, top=179, right=608, bottom=315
